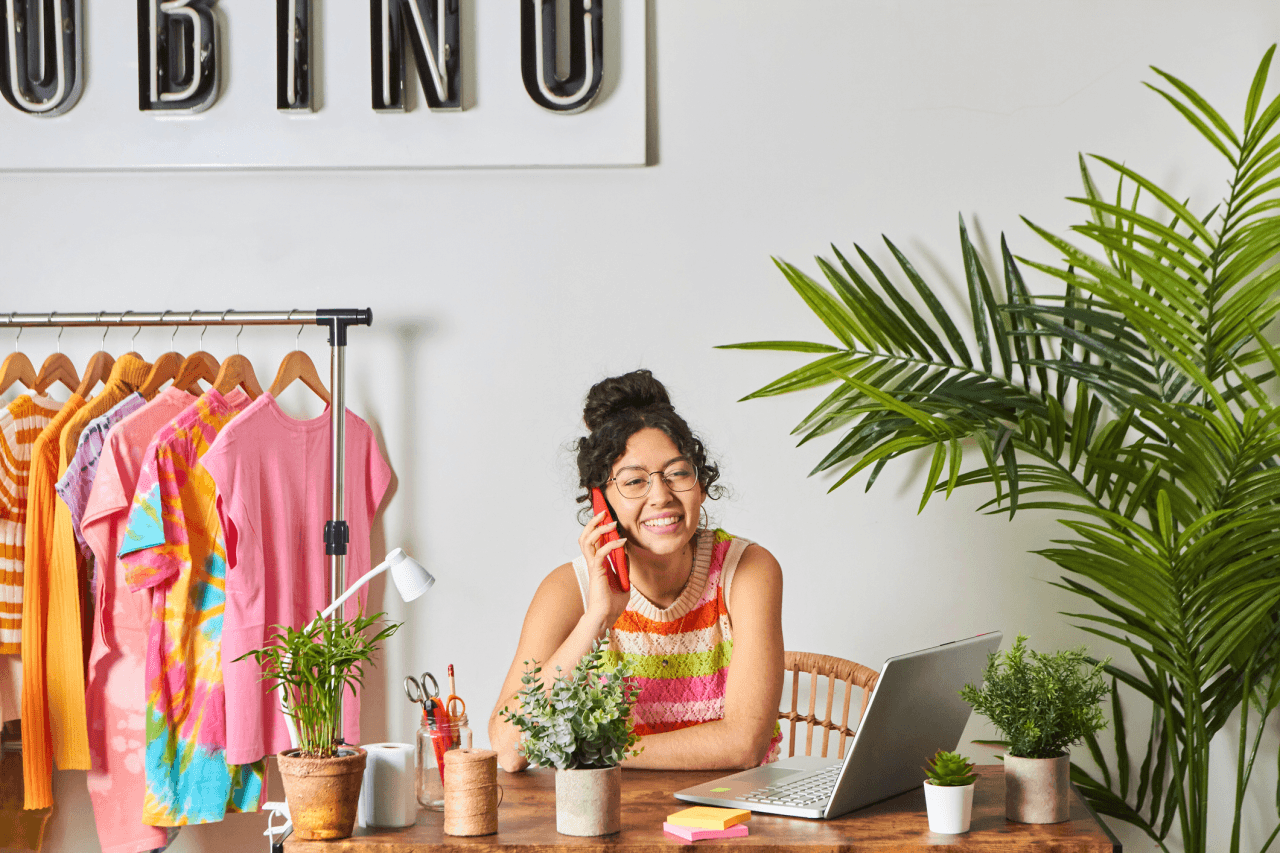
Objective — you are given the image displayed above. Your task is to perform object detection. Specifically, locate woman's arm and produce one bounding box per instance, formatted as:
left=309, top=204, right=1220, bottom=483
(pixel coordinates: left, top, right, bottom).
left=488, top=513, right=632, bottom=772
left=623, top=544, right=784, bottom=770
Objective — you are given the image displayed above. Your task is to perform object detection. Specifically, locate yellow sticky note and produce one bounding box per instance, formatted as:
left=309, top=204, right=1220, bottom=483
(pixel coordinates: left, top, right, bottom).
left=666, top=806, right=752, bottom=830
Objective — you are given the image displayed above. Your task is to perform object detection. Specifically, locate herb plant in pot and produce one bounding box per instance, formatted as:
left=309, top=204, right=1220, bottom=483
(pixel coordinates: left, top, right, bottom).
left=237, top=610, right=400, bottom=840
left=500, top=635, right=641, bottom=836
left=923, top=750, right=978, bottom=834
left=959, top=635, right=1108, bottom=824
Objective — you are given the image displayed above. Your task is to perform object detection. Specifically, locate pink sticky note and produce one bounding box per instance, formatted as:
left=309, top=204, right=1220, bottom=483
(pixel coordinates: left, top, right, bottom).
left=662, top=822, right=751, bottom=841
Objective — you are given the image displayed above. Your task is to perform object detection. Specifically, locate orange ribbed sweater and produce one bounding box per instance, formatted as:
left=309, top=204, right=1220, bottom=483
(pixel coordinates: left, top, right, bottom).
left=20, top=393, right=84, bottom=809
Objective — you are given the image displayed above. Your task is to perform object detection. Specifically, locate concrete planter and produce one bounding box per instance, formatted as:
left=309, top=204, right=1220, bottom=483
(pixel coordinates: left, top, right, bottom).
left=277, top=747, right=368, bottom=840
left=554, top=765, right=621, bottom=836
left=923, top=781, right=974, bottom=833
left=1004, top=752, right=1070, bottom=824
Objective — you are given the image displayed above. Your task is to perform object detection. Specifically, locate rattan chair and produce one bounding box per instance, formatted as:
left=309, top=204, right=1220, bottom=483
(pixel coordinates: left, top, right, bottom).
left=778, top=651, right=879, bottom=760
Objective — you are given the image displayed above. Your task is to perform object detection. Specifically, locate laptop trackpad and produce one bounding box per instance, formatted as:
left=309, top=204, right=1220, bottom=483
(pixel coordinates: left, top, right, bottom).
left=738, top=767, right=806, bottom=785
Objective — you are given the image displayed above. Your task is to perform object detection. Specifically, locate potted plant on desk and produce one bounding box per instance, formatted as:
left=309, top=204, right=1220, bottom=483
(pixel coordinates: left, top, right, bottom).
left=923, top=749, right=978, bottom=833
left=500, top=634, right=642, bottom=836
left=237, top=610, right=401, bottom=841
left=960, top=635, right=1108, bottom=824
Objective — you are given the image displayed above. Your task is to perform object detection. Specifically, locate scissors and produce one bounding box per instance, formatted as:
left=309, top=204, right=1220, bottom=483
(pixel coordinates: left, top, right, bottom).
left=444, top=664, right=466, bottom=719
left=404, top=671, right=442, bottom=719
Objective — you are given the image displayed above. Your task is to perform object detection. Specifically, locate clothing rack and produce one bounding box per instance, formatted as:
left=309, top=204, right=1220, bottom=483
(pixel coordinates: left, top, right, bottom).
left=0, top=308, right=373, bottom=624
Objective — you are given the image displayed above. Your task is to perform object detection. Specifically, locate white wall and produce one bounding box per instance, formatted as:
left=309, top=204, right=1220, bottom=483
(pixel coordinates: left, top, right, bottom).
left=5, top=3, right=1279, bottom=851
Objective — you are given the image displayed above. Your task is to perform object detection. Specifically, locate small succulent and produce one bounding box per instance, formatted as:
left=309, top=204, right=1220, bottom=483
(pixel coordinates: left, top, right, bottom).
left=499, top=633, right=642, bottom=770
left=923, top=750, right=978, bottom=787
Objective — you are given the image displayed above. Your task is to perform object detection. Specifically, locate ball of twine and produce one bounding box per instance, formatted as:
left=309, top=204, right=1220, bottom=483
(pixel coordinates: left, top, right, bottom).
left=443, top=748, right=501, bottom=836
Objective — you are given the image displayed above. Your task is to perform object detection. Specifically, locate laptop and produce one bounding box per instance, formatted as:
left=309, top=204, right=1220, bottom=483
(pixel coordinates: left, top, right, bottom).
left=674, top=631, right=1002, bottom=819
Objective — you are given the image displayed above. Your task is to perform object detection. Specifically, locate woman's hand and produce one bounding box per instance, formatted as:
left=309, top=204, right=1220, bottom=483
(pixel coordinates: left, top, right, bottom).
left=578, top=510, right=631, bottom=631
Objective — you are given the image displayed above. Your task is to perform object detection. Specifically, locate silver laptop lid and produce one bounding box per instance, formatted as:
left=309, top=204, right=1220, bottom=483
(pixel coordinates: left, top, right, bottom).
left=823, top=631, right=1002, bottom=818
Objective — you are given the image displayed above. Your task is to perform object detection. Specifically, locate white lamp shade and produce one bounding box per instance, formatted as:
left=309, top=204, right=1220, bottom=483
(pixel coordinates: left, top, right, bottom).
left=385, top=548, right=434, bottom=602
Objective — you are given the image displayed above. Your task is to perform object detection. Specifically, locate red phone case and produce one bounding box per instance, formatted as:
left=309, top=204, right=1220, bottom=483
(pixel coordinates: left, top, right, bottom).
left=590, top=487, right=630, bottom=592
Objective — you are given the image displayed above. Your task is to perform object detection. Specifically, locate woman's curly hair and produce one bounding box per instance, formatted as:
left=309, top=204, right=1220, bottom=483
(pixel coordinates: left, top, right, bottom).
left=575, top=370, right=722, bottom=521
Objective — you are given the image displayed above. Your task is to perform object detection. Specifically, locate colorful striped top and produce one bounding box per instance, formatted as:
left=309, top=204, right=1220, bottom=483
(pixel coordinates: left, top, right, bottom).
left=571, top=528, right=780, bottom=762
left=0, top=394, right=62, bottom=654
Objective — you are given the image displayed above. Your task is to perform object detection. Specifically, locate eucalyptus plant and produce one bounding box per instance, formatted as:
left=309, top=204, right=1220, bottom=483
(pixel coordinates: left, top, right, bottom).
left=500, top=635, right=642, bottom=770
left=722, top=48, right=1280, bottom=853
left=236, top=610, right=400, bottom=759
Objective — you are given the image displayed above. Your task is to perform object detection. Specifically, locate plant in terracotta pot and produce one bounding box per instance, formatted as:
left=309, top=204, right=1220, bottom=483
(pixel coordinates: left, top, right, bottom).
left=923, top=749, right=979, bottom=834
left=237, top=610, right=400, bottom=841
left=500, top=634, right=641, bottom=836
left=959, top=635, right=1108, bottom=824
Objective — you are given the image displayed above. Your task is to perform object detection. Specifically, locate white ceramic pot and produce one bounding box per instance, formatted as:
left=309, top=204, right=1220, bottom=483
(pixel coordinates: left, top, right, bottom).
left=554, top=765, right=621, bottom=836
left=923, top=781, right=974, bottom=833
left=1004, top=753, right=1070, bottom=824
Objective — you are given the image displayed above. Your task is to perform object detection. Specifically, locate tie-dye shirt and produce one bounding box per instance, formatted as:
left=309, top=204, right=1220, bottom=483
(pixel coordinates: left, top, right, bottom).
left=55, top=392, right=145, bottom=559
left=118, top=389, right=265, bottom=826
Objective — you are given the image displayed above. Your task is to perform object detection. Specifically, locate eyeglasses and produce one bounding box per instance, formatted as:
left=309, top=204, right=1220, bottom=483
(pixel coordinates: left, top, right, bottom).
left=607, top=462, right=699, bottom=500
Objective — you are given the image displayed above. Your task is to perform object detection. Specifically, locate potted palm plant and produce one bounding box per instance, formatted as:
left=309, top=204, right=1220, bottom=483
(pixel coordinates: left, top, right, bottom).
left=959, top=635, right=1108, bottom=823
left=237, top=610, right=400, bottom=841
left=923, top=749, right=979, bottom=834
left=722, top=46, right=1280, bottom=853
left=500, top=635, right=641, bottom=836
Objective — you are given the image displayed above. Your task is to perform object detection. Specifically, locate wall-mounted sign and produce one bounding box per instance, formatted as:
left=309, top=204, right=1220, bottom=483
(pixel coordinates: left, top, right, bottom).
left=0, top=0, right=644, bottom=170
left=1, top=0, right=84, bottom=116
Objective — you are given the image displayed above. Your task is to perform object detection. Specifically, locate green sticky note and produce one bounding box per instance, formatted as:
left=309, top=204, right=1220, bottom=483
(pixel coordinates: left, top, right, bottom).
left=711, top=787, right=731, bottom=793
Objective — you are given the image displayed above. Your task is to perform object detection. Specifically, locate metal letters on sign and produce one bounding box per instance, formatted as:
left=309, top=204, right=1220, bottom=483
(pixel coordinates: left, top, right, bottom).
left=521, top=0, right=602, bottom=114
left=137, top=0, right=220, bottom=113
left=277, top=0, right=311, bottom=110
left=370, top=0, right=460, bottom=112
left=1, top=0, right=84, bottom=116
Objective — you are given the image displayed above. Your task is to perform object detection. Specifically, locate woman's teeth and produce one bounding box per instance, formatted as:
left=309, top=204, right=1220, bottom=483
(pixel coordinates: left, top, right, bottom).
left=642, top=516, right=680, bottom=528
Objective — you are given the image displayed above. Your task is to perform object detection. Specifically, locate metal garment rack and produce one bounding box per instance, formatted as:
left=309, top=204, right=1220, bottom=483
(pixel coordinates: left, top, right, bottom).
left=0, top=308, right=372, bottom=621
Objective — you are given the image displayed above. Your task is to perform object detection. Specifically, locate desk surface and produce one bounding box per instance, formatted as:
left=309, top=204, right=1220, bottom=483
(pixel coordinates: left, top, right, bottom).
left=284, top=765, right=1120, bottom=852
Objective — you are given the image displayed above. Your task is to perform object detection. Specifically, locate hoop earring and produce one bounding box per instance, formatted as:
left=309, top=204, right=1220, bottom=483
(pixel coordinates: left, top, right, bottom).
left=699, top=505, right=709, bottom=531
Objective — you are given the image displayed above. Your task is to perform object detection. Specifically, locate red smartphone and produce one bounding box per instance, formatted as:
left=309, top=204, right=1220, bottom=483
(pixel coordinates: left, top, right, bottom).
left=590, top=487, right=630, bottom=592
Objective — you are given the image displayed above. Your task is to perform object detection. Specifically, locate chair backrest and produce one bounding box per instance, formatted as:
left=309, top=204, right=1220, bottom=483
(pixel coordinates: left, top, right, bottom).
left=779, top=651, right=879, bottom=760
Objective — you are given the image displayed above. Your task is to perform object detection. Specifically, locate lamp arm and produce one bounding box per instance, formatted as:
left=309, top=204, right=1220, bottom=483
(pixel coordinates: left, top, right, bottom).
left=315, top=560, right=390, bottom=624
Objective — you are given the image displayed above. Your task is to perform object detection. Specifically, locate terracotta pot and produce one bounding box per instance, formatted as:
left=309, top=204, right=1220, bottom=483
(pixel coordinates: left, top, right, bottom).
left=554, top=765, right=621, bottom=836
left=1004, top=752, right=1070, bottom=824
left=923, top=781, right=974, bottom=833
left=277, top=747, right=368, bottom=840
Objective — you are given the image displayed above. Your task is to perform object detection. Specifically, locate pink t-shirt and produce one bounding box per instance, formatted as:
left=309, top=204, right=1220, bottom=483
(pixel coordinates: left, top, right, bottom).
left=202, top=394, right=391, bottom=766
left=80, top=387, right=196, bottom=853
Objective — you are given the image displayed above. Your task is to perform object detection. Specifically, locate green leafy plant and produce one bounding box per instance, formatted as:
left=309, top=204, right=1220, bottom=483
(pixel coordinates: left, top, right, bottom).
left=500, top=635, right=642, bottom=770
left=959, top=635, right=1109, bottom=759
left=924, top=750, right=978, bottom=787
left=235, top=610, right=400, bottom=758
left=722, top=47, right=1280, bottom=853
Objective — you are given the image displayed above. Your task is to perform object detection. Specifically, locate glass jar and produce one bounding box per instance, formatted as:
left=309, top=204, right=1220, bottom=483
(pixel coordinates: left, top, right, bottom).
left=416, top=712, right=472, bottom=811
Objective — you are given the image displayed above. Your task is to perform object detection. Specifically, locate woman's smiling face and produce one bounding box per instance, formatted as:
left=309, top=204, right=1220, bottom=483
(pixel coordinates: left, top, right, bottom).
left=607, top=427, right=706, bottom=560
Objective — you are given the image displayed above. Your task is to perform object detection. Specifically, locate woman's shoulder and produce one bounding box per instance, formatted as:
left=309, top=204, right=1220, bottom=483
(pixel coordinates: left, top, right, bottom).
left=532, top=561, right=588, bottom=616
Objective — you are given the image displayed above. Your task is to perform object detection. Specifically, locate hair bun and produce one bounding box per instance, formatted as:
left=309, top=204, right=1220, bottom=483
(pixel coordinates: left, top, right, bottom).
left=583, top=369, right=672, bottom=431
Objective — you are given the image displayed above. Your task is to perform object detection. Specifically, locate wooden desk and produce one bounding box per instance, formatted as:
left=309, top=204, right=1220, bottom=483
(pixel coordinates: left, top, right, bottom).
left=284, top=765, right=1120, bottom=852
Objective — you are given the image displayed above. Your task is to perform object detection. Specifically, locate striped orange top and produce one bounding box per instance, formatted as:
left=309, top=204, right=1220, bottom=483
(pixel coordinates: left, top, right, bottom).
left=0, top=394, right=62, bottom=654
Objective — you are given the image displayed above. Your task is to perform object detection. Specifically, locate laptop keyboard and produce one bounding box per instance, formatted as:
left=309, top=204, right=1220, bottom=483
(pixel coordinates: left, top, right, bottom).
left=743, top=763, right=841, bottom=807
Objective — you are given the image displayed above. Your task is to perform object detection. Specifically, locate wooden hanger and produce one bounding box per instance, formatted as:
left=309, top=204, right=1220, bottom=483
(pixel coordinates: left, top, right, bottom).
left=0, top=351, right=37, bottom=395
left=73, top=351, right=115, bottom=398
left=34, top=351, right=79, bottom=395
left=213, top=354, right=262, bottom=400
left=268, top=350, right=331, bottom=404
left=139, top=352, right=183, bottom=399
left=174, top=351, right=218, bottom=392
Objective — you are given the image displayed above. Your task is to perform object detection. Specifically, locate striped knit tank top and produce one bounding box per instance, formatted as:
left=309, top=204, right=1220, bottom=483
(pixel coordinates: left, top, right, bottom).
left=571, top=528, right=781, bottom=763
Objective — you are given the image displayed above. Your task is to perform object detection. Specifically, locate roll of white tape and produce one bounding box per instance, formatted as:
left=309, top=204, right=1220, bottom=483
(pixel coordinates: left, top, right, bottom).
left=359, top=742, right=417, bottom=827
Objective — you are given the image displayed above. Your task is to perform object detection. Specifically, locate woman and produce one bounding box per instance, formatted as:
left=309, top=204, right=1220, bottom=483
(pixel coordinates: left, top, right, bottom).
left=488, top=370, right=784, bottom=771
